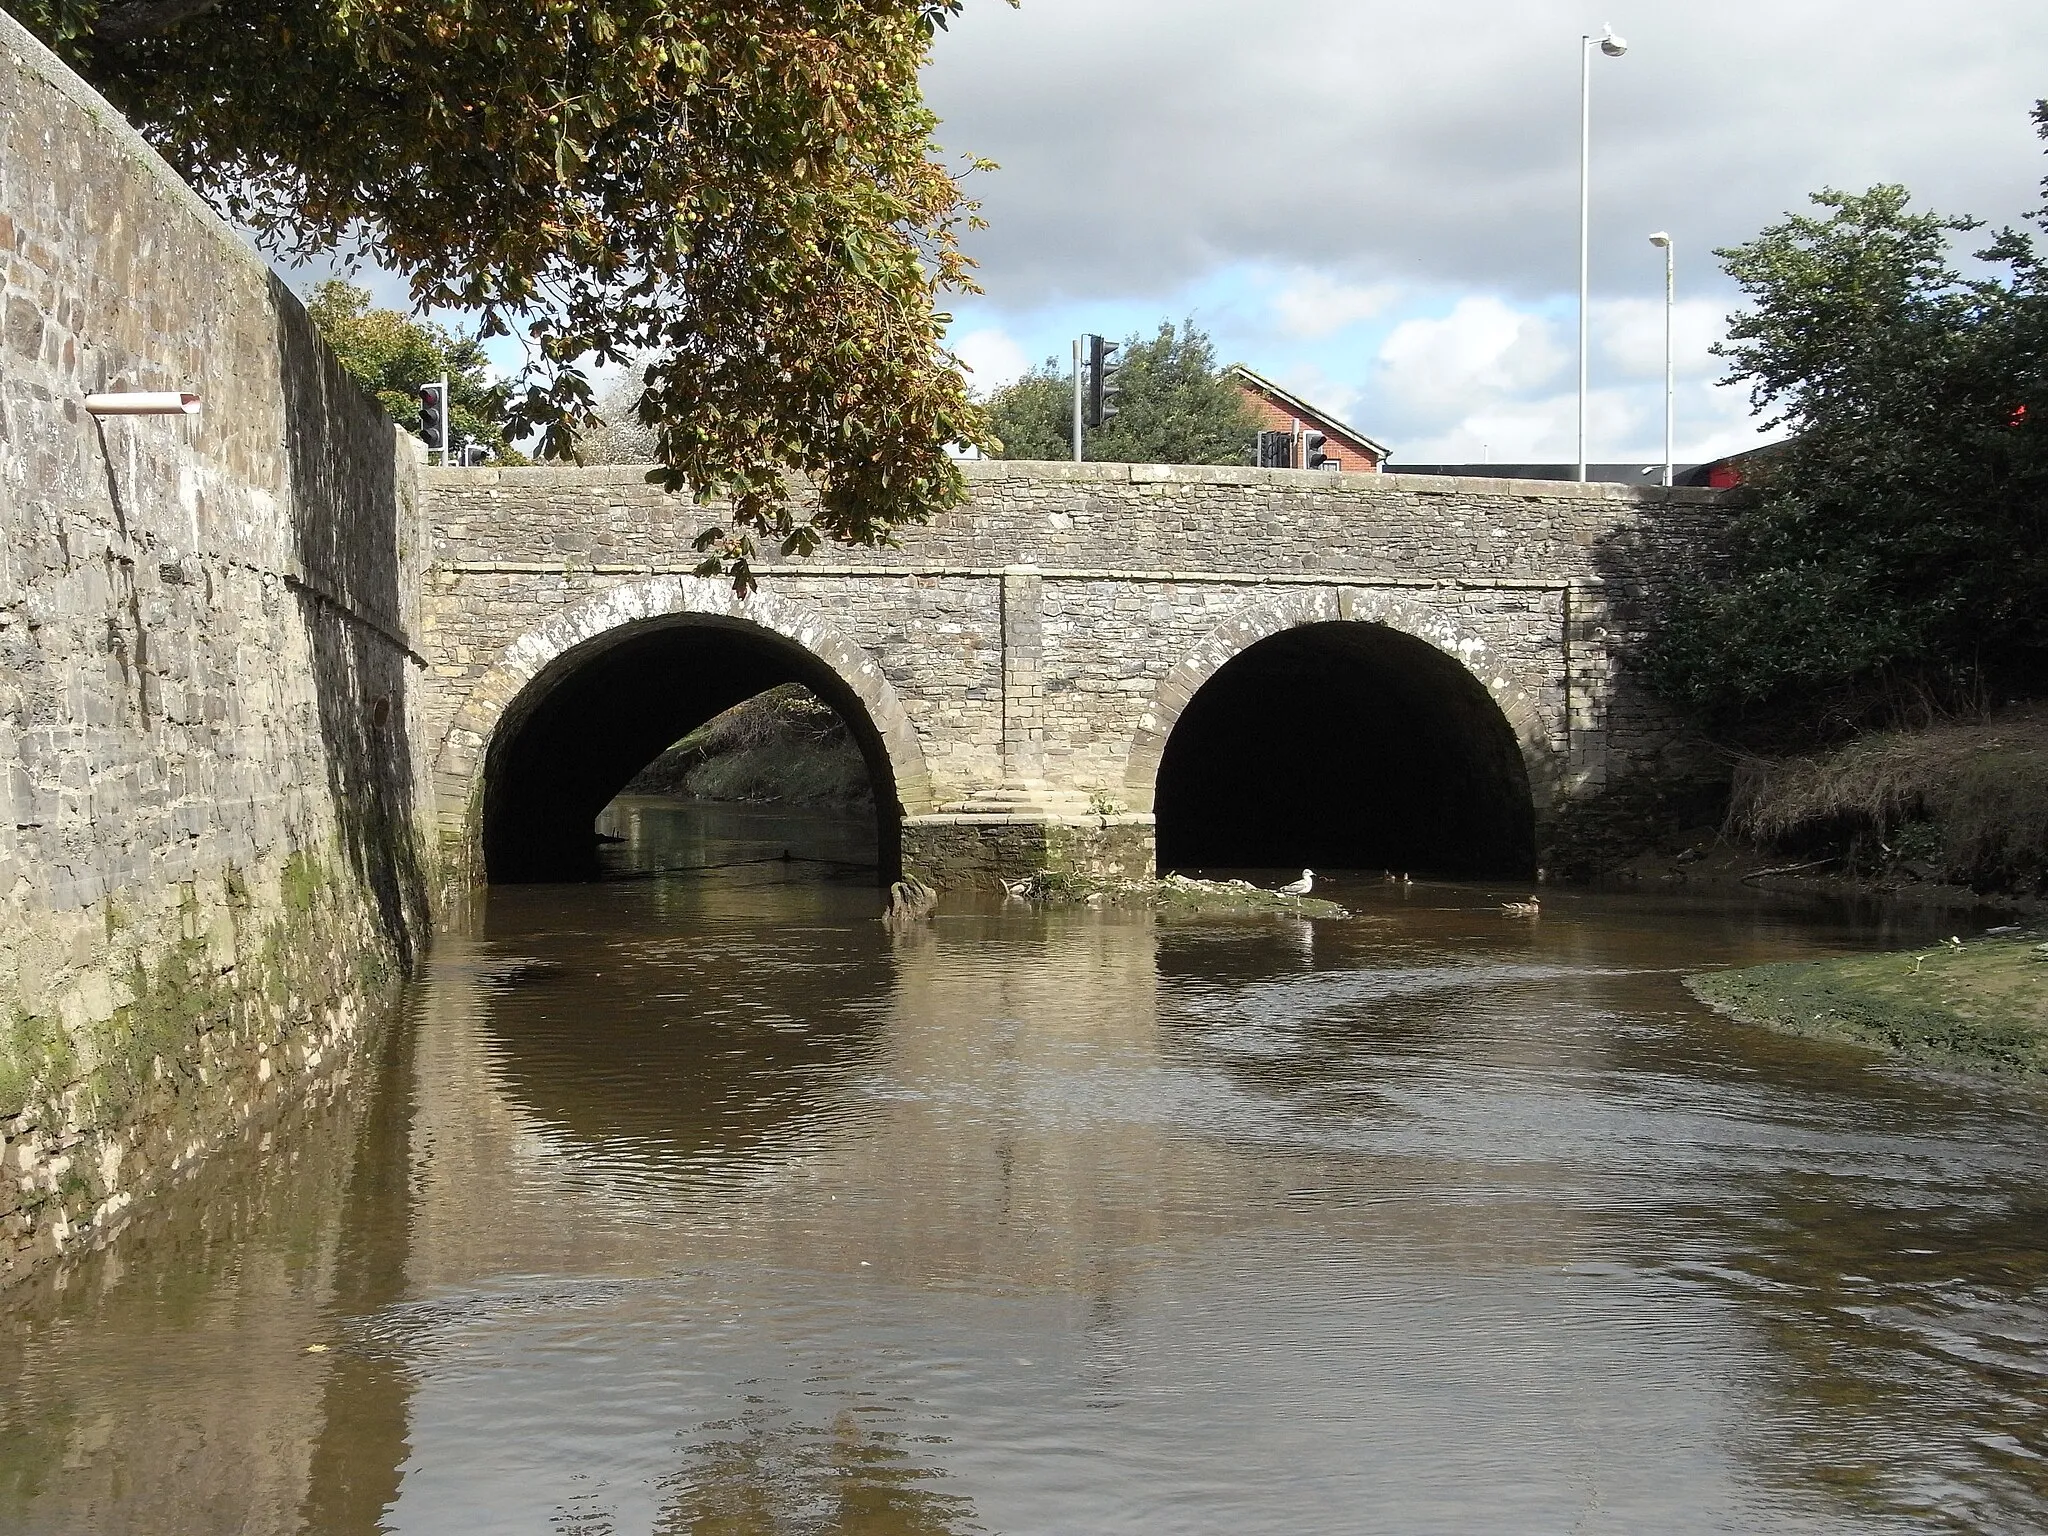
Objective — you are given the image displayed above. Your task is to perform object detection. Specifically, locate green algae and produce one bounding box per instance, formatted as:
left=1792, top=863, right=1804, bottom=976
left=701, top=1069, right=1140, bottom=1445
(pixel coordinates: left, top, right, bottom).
left=1688, top=935, right=2048, bottom=1077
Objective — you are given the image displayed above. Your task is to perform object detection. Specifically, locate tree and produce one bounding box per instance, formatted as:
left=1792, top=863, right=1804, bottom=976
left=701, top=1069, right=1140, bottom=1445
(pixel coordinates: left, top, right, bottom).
left=17, top=0, right=997, bottom=590
left=983, top=320, right=1260, bottom=464
left=1646, top=131, right=2048, bottom=741
left=305, top=281, right=521, bottom=461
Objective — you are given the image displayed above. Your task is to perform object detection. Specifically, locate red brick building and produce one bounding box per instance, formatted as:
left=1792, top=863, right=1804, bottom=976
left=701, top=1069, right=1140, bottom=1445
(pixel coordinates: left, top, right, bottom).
left=1228, top=364, right=1389, bottom=472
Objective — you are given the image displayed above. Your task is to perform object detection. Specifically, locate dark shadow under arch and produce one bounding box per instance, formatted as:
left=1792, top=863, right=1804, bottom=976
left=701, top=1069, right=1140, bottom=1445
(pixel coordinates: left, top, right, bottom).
left=482, top=616, right=903, bottom=883
left=1154, top=622, right=1536, bottom=876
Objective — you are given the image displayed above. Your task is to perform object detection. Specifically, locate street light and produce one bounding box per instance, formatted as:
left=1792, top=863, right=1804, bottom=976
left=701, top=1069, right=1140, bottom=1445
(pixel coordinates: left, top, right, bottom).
left=1578, top=24, right=1627, bottom=482
left=1649, top=231, right=1674, bottom=487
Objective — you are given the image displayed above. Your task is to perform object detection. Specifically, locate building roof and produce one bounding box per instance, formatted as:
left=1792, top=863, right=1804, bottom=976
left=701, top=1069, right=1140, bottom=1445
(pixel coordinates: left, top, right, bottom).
left=1390, top=462, right=1692, bottom=487
left=1226, top=364, right=1391, bottom=460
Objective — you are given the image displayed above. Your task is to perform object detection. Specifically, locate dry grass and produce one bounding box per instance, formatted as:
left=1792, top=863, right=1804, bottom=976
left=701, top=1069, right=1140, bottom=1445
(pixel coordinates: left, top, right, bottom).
left=1728, top=706, right=2048, bottom=891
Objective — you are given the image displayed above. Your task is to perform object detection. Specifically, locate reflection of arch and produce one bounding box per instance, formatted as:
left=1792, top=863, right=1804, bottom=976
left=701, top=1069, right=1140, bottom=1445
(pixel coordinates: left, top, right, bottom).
left=432, top=577, right=932, bottom=878
left=1123, top=589, right=1557, bottom=814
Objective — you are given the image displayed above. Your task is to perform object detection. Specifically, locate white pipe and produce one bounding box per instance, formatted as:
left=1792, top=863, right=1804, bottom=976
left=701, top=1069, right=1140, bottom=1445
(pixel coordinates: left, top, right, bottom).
left=85, top=391, right=200, bottom=416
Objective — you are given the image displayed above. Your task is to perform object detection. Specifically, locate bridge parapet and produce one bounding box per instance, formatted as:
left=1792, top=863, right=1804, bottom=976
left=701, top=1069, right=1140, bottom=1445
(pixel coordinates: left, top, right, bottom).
left=429, top=460, right=1724, bottom=584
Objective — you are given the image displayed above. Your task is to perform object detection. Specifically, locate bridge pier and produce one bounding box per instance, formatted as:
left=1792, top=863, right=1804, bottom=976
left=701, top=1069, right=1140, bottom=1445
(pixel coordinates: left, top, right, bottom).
left=896, top=563, right=1158, bottom=889
left=900, top=811, right=1157, bottom=892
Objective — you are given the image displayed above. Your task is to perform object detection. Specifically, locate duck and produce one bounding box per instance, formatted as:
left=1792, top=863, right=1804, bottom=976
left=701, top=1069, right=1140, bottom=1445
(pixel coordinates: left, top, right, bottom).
left=1275, top=868, right=1315, bottom=897
left=1500, top=897, right=1541, bottom=918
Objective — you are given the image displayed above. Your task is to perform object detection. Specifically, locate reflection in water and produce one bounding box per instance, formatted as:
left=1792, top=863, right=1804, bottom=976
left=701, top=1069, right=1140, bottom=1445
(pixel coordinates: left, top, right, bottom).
left=2, top=798, right=2045, bottom=1533
left=655, top=1405, right=981, bottom=1536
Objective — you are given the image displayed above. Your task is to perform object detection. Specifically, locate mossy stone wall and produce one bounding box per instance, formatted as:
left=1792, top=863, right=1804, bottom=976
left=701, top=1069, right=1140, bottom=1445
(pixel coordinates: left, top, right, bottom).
left=0, top=17, right=434, bottom=1284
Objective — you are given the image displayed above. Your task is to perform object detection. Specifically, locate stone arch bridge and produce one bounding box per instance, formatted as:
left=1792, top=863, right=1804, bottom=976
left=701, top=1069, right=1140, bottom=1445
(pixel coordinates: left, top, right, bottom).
left=422, top=461, right=1723, bottom=887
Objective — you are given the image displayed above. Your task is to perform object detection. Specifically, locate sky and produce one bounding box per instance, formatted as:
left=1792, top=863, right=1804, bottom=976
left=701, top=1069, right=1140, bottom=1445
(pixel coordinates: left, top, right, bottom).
left=293, top=0, right=2048, bottom=467
left=919, top=0, right=2048, bottom=465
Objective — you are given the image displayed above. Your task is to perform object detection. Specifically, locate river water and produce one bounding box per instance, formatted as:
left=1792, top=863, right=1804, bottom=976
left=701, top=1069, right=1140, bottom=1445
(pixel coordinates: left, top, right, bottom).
left=3, top=800, right=2046, bottom=1534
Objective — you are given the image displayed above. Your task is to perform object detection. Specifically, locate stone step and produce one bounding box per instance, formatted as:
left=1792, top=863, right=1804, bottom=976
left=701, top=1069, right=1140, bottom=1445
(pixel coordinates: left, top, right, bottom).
left=935, top=784, right=1099, bottom=816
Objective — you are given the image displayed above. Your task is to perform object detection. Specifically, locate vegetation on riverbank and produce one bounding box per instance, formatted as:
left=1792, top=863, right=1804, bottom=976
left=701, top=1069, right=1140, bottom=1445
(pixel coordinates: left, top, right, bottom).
left=624, top=687, right=872, bottom=811
left=1561, top=709, right=2048, bottom=911
left=1645, top=164, right=2048, bottom=742
left=1688, top=932, right=2048, bottom=1077
left=1728, top=707, right=2048, bottom=893
left=1606, top=125, right=2048, bottom=905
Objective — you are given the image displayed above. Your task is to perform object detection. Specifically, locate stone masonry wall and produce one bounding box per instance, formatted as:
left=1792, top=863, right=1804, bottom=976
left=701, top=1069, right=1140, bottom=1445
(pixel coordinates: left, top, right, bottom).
left=0, top=16, right=434, bottom=1284
left=421, top=462, right=1726, bottom=850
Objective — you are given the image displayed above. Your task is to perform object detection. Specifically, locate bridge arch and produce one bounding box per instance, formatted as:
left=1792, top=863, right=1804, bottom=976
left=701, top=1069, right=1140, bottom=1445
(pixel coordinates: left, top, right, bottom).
left=432, top=576, right=932, bottom=882
left=1124, top=589, right=1555, bottom=875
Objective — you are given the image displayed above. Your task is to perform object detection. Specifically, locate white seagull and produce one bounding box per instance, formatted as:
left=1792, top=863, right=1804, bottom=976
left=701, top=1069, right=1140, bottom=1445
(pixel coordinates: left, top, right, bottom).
left=1275, top=868, right=1315, bottom=897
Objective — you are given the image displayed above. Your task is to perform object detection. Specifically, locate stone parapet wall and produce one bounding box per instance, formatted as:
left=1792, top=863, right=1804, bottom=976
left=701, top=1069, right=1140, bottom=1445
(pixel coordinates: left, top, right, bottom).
left=0, top=15, right=434, bottom=1284
left=426, top=460, right=1724, bottom=584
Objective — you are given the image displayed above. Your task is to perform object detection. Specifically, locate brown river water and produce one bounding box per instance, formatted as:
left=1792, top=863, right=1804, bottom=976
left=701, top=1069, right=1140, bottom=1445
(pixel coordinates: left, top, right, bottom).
left=3, top=799, right=2045, bottom=1534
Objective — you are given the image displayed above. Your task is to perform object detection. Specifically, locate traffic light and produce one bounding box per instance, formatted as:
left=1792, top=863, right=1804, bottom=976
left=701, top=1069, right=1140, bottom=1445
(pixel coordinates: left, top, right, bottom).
left=417, top=381, right=448, bottom=459
left=1085, top=334, right=1119, bottom=429
left=1257, top=430, right=1294, bottom=468
left=1304, top=430, right=1337, bottom=471
left=459, top=438, right=493, bottom=467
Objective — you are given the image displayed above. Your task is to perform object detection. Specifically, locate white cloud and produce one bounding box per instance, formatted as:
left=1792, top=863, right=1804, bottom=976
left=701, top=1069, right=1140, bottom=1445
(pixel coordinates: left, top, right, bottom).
left=1595, top=296, right=1730, bottom=380
left=1271, top=273, right=1396, bottom=339
left=1387, top=371, right=1770, bottom=465
left=1374, top=297, right=1569, bottom=415
left=1356, top=289, right=1773, bottom=463
left=951, top=327, right=1032, bottom=393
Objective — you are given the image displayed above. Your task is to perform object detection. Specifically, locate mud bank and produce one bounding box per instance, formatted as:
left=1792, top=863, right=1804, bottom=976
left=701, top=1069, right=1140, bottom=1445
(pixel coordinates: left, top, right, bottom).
left=1688, top=932, right=2048, bottom=1079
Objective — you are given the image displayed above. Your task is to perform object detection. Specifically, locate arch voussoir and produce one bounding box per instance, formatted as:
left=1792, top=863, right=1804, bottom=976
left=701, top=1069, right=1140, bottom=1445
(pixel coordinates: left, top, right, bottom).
left=1123, top=588, right=1559, bottom=815
left=432, top=576, right=934, bottom=856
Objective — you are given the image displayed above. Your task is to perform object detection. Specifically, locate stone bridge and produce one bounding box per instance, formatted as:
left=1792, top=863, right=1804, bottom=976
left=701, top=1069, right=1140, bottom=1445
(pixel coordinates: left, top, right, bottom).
left=0, top=10, right=1735, bottom=1281
left=421, top=462, right=1723, bottom=887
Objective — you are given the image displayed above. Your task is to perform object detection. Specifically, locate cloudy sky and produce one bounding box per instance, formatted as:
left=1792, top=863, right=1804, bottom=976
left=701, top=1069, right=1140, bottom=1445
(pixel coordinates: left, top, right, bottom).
left=920, top=0, right=2048, bottom=464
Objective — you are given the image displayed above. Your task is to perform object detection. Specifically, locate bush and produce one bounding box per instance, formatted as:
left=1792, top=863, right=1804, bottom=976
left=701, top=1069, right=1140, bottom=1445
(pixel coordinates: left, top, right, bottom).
left=1646, top=166, right=2048, bottom=740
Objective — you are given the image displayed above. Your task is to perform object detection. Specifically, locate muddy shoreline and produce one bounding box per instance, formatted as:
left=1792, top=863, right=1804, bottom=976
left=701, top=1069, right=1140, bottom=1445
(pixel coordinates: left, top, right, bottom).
left=1686, top=930, right=2048, bottom=1080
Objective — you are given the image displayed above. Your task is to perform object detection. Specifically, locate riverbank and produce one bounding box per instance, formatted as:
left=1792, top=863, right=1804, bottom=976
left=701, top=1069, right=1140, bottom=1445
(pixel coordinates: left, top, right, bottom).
left=1575, top=707, right=2048, bottom=920
left=1688, top=931, right=2048, bottom=1078
left=623, top=685, right=873, bottom=811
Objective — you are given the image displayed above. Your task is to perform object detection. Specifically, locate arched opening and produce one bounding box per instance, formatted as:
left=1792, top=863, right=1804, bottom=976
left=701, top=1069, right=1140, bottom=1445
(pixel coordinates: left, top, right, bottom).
left=481, top=616, right=903, bottom=883
left=1153, top=621, right=1536, bottom=876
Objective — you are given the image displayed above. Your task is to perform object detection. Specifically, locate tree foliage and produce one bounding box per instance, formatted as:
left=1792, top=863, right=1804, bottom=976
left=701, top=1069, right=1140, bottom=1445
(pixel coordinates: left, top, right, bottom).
left=18, top=0, right=998, bottom=590
left=305, top=280, right=521, bottom=460
left=1648, top=129, right=2048, bottom=741
left=983, top=320, right=1259, bottom=464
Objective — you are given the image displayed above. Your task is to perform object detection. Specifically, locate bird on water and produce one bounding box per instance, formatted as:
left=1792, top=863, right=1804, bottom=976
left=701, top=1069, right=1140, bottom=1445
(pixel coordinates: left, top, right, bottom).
left=1276, top=869, right=1315, bottom=896
left=1500, top=897, right=1541, bottom=917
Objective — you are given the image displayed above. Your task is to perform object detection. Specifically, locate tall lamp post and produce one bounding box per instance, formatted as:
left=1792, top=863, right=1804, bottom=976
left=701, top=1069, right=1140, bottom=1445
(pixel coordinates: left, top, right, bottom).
left=1649, top=231, right=1674, bottom=487
left=1578, top=25, right=1627, bottom=482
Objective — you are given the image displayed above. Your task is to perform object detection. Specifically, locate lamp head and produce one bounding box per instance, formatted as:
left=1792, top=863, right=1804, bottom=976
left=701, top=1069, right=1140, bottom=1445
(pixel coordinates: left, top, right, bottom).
left=1599, top=26, right=1627, bottom=56
left=1648, top=231, right=1672, bottom=247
